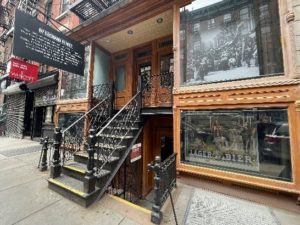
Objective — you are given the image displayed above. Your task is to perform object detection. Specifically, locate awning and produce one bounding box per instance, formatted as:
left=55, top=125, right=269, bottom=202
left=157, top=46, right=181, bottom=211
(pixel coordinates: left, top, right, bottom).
left=27, top=72, right=58, bottom=90
left=2, top=72, right=58, bottom=95
left=2, top=82, right=25, bottom=95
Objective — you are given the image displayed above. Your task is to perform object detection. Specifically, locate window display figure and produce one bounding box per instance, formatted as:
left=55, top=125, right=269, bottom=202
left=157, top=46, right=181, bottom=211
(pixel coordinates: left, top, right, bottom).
left=240, top=123, right=253, bottom=154
left=257, top=117, right=268, bottom=162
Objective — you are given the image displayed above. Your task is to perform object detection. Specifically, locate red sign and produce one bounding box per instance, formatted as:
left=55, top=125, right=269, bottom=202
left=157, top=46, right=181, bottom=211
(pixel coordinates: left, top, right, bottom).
left=8, top=58, right=38, bottom=83
left=130, top=143, right=142, bottom=163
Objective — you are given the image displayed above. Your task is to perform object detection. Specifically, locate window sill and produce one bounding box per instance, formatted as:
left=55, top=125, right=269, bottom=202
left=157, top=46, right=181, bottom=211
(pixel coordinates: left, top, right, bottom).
left=55, top=11, right=69, bottom=21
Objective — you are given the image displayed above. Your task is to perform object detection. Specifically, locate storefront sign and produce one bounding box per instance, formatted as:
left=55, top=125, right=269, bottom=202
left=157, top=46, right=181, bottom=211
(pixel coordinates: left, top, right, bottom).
left=130, top=143, right=142, bottom=163
left=13, top=10, right=85, bottom=76
left=8, top=58, right=38, bottom=83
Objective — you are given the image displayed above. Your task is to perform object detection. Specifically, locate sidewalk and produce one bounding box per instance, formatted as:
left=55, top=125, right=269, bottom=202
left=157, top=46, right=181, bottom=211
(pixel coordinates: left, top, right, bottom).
left=1, top=137, right=300, bottom=225
left=0, top=137, right=151, bottom=225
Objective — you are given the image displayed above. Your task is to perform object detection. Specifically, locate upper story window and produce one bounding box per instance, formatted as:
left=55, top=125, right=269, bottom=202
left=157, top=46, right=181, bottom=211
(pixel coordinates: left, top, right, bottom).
left=208, top=18, right=215, bottom=29
left=240, top=7, right=249, bottom=20
left=193, top=22, right=201, bottom=32
left=61, top=0, right=70, bottom=14
left=180, top=0, right=283, bottom=86
left=224, top=13, right=231, bottom=23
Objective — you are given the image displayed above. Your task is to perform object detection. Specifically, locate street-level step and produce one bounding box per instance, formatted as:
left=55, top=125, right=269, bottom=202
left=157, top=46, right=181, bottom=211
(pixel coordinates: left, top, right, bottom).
left=48, top=175, right=101, bottom=207
left=62, top=161, right=111, bottom=181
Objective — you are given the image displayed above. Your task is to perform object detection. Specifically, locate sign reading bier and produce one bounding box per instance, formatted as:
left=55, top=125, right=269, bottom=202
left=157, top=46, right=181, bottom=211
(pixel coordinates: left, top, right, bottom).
left=8, top=58, right=39, bottom=83
left=13, top=10, right=85, bottom=76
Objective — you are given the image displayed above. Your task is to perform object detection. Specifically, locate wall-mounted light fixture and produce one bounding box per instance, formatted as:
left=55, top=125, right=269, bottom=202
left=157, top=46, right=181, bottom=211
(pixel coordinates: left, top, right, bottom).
left=156, top=17, right=163, bottom=24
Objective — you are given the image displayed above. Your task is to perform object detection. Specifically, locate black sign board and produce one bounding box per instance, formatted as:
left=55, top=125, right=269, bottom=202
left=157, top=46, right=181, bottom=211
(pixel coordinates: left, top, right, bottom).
left=13, top=10, right=85, bottom=76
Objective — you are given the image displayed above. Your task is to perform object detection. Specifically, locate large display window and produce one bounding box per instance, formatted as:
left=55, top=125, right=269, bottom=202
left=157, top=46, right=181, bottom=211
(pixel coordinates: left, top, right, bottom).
left=179, top=0, right=283, bottom=86
left=180, top=108, right=292, bottom=181
left=60, top=46, right=90, bottom=99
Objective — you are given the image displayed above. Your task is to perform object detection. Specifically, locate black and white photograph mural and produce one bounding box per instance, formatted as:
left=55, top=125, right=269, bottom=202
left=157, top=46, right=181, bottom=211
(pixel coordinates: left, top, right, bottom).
left=180, top=0, right=283, bottom=85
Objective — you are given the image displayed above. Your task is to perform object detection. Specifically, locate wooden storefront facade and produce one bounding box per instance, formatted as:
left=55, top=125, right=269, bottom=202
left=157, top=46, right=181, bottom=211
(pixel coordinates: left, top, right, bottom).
left=54, top=0, right=300, bottom=200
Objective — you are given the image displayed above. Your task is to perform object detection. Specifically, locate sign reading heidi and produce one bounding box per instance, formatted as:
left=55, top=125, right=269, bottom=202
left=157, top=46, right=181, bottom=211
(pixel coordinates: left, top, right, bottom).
left=130, top=143, right=142, bottom=163
left=13, top=10, right=85, bottom=76
left=8, top=58, right=38, bottom=83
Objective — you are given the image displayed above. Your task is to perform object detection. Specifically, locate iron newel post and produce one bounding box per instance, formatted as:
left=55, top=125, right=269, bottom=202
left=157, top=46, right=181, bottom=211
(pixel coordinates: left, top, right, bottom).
left=84, top=129, right=96, bottom=193
left=148, top=156, right=163, bottom=224
left=40, top=137, right=49, bottom=171
left=50, top=127, right=62, bottom=178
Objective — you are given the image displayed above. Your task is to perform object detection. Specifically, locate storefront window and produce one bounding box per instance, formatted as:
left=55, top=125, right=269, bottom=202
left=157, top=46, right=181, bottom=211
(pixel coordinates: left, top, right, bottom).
left=180, top=108, right=292, bottom=181
left=60, top=46, right=90, bottom=99
left=180, top=0, right=283, bottom=86
left=58, top=113, right=84, bottom=131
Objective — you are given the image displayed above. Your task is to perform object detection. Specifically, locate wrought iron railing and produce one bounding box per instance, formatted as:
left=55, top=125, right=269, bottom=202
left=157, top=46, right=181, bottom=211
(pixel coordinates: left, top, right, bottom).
left=94, top=90, right=142, bottom=174
left=93, top=83, right=112, bottom=100
left=0, top=103, right=7, bottom=136
left=148, top=153, right=178, bottom=224
left=61, top=84, right=113, bottom=164
left=142, top=72, right=174, bottom=107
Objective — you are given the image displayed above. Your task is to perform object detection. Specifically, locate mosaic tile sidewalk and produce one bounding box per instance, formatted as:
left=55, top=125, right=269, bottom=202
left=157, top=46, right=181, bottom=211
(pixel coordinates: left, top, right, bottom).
left=184, top=188, right=281, bottom=225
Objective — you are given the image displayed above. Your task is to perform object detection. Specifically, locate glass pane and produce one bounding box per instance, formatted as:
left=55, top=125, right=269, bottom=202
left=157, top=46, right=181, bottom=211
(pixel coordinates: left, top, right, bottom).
left=58, top=113, right=83, bottom=131
left=180, top=109, right=292, bottom=182
left=140, top=63, right=151, bottom=91
left=180, top=0, right=283, bottom=86
left=60, top=46, right=89, bottom=99
left=115, top=65, right=126, bottom=91
left=160, top=54, right=174, bottom=74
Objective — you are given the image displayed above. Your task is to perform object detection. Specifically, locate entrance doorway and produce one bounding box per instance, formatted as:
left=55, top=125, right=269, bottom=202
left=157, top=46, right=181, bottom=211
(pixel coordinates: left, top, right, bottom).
left=23, top=92, right=34, bottom=137
left=142, top=115, right=173, bottom=197
left=32, top=107, right=44, bottom=138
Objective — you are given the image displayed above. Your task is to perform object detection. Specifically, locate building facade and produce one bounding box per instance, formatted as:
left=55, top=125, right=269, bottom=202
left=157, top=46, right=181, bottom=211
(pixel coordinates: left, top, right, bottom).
left=1, top=0, right=300, bottom=204
left=50, top=0, right=300, bottom=200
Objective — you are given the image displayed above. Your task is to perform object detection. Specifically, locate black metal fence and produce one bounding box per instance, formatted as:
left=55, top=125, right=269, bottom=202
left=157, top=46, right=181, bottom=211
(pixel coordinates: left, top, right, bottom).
left=148, top=153, right=177, bottom=224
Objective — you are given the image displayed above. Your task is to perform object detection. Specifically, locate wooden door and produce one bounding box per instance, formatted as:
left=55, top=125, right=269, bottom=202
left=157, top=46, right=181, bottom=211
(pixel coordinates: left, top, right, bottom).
left=113, top=61, right=128, bottom=109
left=143, top=126, right=173, bottom=196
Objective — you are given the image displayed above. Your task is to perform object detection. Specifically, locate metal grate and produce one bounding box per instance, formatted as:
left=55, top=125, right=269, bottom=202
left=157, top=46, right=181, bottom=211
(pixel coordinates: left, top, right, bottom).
left=5, top=93, right=26, bottom=139
left=70, top=0, right=120, bottom=21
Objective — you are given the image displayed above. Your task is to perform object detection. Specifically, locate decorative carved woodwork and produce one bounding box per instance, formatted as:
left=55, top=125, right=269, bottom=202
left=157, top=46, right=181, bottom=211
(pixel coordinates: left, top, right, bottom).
left=142, top=73, right=173, bottom=108
left=175, top=84, right=300, bottom=107
left=173, top=83, right=300, bottom=195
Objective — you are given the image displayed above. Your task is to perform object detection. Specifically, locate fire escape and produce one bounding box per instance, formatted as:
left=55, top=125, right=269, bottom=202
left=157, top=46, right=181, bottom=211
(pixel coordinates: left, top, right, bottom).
left=69, top=0, right=120, bottom=21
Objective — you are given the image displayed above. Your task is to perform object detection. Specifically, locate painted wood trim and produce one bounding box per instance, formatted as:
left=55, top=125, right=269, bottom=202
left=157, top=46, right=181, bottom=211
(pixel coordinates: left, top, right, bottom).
left=173, top=93, right=300, bottom=195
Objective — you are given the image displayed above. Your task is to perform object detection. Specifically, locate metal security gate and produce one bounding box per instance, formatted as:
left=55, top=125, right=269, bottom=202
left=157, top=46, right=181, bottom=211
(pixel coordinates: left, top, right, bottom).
left=5, top=93, right=26, bottom=138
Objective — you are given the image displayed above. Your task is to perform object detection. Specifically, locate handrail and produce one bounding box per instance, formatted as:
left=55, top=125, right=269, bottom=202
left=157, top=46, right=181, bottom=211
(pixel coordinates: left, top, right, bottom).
left=96, top=91, right=141, bottom=137
left=63, top=83, right=112, bottom=135
left=63, top=96, right=110, bottom=136
left=61, top=83, right=113, bottom=164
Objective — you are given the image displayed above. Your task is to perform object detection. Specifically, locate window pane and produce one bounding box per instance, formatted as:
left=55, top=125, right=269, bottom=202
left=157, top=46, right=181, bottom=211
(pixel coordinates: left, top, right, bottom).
left=58, top=113, right=83, bottom=130
left=180, top=109, right=292, bottom=181
left=115, top=65, right=126, bottom=91
left=180, top=0, right=283, bottom=86
left=60, top=46, right=89, bottom=99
